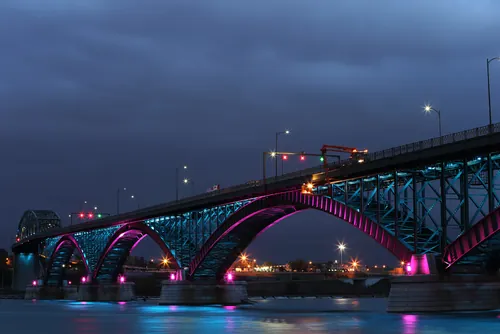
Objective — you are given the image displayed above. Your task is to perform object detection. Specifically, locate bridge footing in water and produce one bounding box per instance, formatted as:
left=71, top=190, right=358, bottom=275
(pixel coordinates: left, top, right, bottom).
left=387, top=275, right=500, bottom=312
left=159, top=281, right=248, bottom=305
left=24, top=282, right=136, bottom=302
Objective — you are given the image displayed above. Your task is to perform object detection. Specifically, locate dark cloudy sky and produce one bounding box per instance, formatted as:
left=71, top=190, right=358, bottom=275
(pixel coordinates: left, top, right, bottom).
left=1, top=1, right=499, bottom=265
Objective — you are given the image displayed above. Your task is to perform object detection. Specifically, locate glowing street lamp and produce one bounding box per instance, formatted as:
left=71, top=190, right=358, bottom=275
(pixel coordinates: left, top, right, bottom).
left=423, top=104, right=442, bottom=138
left=275, top=129, right=291, bottom=176
left=337, top=243, right=346, bottom=265
left=487, top=57, right=500, bottom=129
left=175, top=165, right=188, bottom=201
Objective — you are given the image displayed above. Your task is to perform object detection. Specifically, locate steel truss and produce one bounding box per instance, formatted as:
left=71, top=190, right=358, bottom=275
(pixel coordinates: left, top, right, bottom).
left=39, top=153, right=500, bottom=282
left=144, top=199, right=254, bottom=267
left=315, top=153, right=500, bottom=267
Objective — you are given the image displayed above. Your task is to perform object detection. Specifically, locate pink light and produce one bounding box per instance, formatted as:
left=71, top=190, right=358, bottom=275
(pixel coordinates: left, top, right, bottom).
left=32, top=280, right=37, bottom=286
left=170, top=273, right=176, bottom=280
left=68, top=281, right=72, bottom=285
left=406, top=264, right=412, bottom=272
left=119, top=276, right=125, bottom=284
left=226, top=273, right=233, bottom=282
left=81, top=276, right=87, bottom=284
left=119, top=233, right=125, bottom=238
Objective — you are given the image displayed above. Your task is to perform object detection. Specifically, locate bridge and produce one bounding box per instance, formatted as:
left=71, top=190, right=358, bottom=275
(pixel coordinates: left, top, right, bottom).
left=12, top=122, right=500, bottom=310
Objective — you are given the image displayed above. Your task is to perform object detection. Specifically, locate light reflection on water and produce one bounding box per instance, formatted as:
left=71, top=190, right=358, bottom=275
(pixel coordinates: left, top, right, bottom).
left=1, top=298, right=500, bottom=333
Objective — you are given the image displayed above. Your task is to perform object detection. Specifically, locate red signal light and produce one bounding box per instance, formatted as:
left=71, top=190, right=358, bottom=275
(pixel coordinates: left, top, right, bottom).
left=300, top=155, right=306, bottom=161
left=79, top=213, right=84, bottom=218
left=88, top=213, right=93, bottom=219
left=16, top=238, right=20, bottom=242
left=282, top=155, right=288, bottom=160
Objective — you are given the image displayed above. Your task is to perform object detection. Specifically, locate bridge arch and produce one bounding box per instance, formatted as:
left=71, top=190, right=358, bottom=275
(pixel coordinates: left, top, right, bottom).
left=44, top=235, right=89, bottom=286
left=17, top=210, right=61, bottom=240
left=92, top=222, right=179, bottom=283
left=443, top=206, right=500, bottom=270
left=189, top=191, right=413, bottom=280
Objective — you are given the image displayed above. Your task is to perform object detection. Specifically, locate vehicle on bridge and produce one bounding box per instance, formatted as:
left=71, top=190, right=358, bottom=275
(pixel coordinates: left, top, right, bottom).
left=206, top=184, right=221, bottom=192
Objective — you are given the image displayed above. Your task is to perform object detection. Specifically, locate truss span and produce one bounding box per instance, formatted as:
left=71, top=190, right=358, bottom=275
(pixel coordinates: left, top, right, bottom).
left=44, top=235, right=88, bottom=286
left=443, top=206, right=500, bottom=269
left=93, top=223, right=179, bottom=283
left=17, top=210, right=61, bottom=240
left=189, top=191, right=413, bottom=280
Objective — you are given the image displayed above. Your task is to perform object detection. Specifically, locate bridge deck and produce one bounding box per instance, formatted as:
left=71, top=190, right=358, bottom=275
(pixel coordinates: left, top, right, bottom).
left=14, top=122, right=500, bottom=247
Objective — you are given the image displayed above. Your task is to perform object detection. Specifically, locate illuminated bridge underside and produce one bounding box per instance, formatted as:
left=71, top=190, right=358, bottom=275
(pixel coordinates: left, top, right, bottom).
left=443, top=206, right=500, bottom=270
left=190, top=191, right=412, bottom=280
left=45, top=236, right=85, bottom=286
left=94, top=223, right=179, bottom=283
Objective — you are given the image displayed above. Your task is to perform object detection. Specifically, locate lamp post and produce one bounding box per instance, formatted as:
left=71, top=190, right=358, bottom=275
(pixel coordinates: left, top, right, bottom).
left=175, top=165, right=188, bottom=201
left=487, top=57, right=500, bottom=130
left=423, top=104, right=442, bottom=138
left=275, top=130, right=290, bottom=177
left=116, top=187, right=127, bottom=214
left=337, top=243, right=346, bottom=266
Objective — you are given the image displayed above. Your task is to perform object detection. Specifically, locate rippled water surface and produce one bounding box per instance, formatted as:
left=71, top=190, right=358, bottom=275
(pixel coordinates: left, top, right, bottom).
left=1, top=298, right=500, bottom=333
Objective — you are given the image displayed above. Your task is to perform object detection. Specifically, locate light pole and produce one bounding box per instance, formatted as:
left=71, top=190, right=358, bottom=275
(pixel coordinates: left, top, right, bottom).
left=487, top=57, right=500, bottom=130
left=116, top=187, right=126, bottom=214
left=423, top=104, right=442, bottom=138
left=175, top=165, right=188, bottom=201
left=275, top=130, right=290, bottom=177
left=337, top=243, right=346, bottom=266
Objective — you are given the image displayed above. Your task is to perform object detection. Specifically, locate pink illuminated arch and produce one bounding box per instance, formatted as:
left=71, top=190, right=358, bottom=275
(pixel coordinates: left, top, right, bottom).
left=189, top=190, right=413, bottom=278
left=92, top=222, right=179, bottom=281
left=44, top=235, right=90, bottom=284
left=443, top=206, right=500, bottom=269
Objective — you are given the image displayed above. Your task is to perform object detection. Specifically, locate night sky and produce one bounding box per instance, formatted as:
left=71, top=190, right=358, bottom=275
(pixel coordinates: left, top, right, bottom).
left=1, top=1, right=499, bottom=266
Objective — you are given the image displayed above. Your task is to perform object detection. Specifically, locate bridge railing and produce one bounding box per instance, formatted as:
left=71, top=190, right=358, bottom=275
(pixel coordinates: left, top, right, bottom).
left=369, top=123, right=499, bottom=160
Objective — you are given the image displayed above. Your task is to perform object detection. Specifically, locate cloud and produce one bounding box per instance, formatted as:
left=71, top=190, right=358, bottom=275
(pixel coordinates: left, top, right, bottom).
left=1, top=0, right=500, bottom=255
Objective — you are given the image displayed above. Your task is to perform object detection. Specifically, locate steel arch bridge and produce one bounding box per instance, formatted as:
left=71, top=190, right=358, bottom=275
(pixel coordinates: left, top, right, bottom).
left=17, top=210, right=61, bottom=241
left=15, top=122, right=500, bottom=285
left=41, top=190, right=413, bottom=284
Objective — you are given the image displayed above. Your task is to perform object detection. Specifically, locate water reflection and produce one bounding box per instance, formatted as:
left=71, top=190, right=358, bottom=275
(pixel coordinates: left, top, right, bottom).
left=1, top=298, right=500, bottom=333
left=402, top=314, right=418, bottom=334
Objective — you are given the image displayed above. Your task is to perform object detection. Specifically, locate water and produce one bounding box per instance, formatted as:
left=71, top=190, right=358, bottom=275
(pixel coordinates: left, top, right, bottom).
left=1, top=298, right=500, bottom=333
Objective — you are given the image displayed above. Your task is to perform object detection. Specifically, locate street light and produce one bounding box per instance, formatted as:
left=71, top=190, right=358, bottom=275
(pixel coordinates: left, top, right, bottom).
left=116, top=187, right=127, bottom=214
left=130, top=195, right=140, bottom=209
left=183, top=178, right=195, bottom=196
left=337, top=243, right=346, bottom=265
left=487, top=57, right=500, bottom=129
left=275, top=130, right=290, bottom=177
left=175, top=165, right=188, bottom=201
left=423, top=104, right=442, bottom=138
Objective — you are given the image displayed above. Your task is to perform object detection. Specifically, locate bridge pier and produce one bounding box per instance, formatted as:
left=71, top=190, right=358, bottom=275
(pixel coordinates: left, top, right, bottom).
left=12, top=252, right=41, bottom=291
left=388, top=255, right=500, bottom=312
left=24, top=282, right=136, bottom=302
left=159, top=281, right=248, bottom=305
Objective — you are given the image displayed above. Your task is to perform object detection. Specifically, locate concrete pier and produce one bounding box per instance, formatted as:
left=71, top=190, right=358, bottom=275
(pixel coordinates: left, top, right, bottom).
left=159, top=281, right=248, bottom=305
left=387, top=275, right=500, bottom=312
left=24, top=282, right=136, bottom=302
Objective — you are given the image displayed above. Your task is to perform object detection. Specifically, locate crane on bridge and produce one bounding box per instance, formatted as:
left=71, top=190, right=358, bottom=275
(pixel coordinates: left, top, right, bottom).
left=320, top=145, right=368, bottom=169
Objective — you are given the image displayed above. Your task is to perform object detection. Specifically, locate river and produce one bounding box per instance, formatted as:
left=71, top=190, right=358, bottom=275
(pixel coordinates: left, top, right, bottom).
left=1, top=297, right=499, bottom=333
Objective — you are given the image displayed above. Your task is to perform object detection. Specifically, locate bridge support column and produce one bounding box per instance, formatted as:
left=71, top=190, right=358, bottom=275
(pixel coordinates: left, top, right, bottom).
left=12, top=252, right=41, bottom=291
left=77, top=283, right=136, bottom=301
left=388, top=254, right=500, bottom=313
left=408, top=254, right=438, bottom=275
left=159, top=281, right=248, bottom=305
